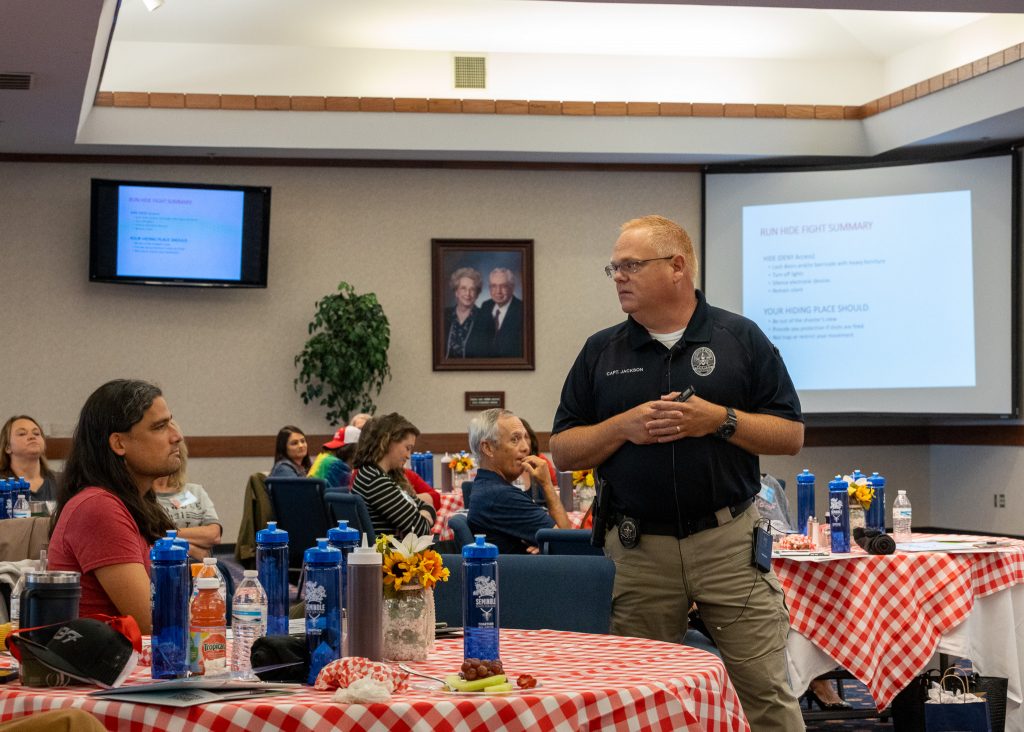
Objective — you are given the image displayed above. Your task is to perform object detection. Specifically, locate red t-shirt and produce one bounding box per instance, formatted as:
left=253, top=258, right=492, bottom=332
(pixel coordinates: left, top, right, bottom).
left=48, top=487, right=152, bottom=617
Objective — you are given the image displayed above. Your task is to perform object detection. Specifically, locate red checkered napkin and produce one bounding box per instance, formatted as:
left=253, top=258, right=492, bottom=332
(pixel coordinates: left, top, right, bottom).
left=313, top=656, right=410, bottom=692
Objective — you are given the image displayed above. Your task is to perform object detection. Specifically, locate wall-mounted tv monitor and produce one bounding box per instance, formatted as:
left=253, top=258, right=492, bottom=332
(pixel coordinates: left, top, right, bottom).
left=90, top=179, right=271, bottom=288
left=704, top=153, right=1017, bottom=420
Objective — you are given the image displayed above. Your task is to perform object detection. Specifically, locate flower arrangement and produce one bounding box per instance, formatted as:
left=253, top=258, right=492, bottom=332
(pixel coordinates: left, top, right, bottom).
left=449, top=451, right=475, bottom=474
left=844, top=474, right=875, bottom=510
left=571, top=469, right=595, bottom=488
left=375, top=532, right=450, bottom=597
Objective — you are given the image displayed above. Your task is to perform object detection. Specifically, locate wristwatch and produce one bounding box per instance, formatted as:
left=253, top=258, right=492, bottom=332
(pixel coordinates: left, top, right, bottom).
left=715, top=407, right=737, bottom=440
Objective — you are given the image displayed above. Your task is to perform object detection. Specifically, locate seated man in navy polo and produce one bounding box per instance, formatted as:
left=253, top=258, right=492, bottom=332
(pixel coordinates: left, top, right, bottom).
left=466, top=408, right=570, bottom=554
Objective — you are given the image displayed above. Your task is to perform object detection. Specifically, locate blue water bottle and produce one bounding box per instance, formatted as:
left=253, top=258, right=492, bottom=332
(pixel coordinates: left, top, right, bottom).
left=19, top=477, right=31, bottom=505
left=424, top=451, right=434, bottom=487
left=256, top=521, right=290, bottom=636
left=0, top=479, right=10, bottom=519
left=796, top=469, right=815, bottom=535
left=327, top=520, right=361, bottom=615
left=150, top=535, right=190, bottom=679
left=304, top=538, right=342, bottom=685
left=828, top=475, right=851, bottom=553
left=867, top=471, right=886, bottom=533
left=463, top=534, right=499, bottom=662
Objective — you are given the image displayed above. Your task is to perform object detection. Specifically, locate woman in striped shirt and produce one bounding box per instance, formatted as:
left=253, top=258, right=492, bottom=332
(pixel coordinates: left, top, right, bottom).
left=352, top=413, right=436, bottom=537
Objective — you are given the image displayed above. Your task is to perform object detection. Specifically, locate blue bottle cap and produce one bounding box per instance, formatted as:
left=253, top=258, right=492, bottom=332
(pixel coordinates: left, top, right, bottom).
left=463, top=534, right=498, bottom=559
left=150, top=536, right=187, bottom=562
left=256, top=521, right=288, bottom=545
left=850, top=469, right=866, bottom=481
left=304, top=538, right=342, bottom=566
left=327, top=520, right=361, bottom=546
left=828, top=475, right=848, bottom=491
left=797, top=468, right=815, bottom=483
left=868, top=471, right=886, bottom=486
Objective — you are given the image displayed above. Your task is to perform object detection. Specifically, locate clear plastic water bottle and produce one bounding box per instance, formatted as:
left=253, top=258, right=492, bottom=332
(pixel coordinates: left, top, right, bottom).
left=796, top=469, right=815, bottom=535
left=867, top=472, right=886, bottom=533
left=304, top=538, right=342, bottom=685
left=12, top=492, right=30, bottom=519
left=231, top=569, right=267, bottom=679
left=892, top=490, right=912, bottom=543
left=150, top=535, right=190, bottom=679
left=828, top=475, right=850, bottom=554
left=256, top=521, right=289, bottom=636
left=463, top=534, right=499, bottom=662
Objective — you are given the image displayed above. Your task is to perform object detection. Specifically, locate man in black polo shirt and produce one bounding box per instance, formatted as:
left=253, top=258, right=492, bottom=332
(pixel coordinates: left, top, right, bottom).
left=550, top=215, right=805, bottom=729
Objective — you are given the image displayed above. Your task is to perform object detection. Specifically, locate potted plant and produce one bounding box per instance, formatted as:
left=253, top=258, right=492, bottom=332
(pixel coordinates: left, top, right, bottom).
left=294, top=281, right=392, bottom=426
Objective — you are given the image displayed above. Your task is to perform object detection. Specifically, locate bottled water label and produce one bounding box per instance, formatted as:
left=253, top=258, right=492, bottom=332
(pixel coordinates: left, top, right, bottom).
left=893, top=509, right=912, bottom=519
left=232, top=605, right=267, bottom=625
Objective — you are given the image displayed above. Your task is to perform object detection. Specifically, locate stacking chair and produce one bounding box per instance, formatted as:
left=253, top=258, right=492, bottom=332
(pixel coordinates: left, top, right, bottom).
left=265, top=476, right=332, bottom=590
left=447, top=512, right=475, bottom=549
left=459, top=481, right=473, bottom=508
left=535, top=528, right=603, bottom=556
left=323, top=488, right=376, bottom=544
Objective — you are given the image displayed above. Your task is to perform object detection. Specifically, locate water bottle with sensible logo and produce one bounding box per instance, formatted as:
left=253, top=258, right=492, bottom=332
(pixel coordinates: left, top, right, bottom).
left=304, top=538, right=342, bottom=685
left=867, top=472, right=886, bottom=533
left=463, top=535, right=499, bottom=662
left=151, top=536, right=189, bottom=679
left=828, top=475, right=851, bottom=554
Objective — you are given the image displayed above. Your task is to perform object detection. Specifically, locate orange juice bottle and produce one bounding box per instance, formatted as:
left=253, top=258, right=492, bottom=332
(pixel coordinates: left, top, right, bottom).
left=189, top=577, right=227, bottom=676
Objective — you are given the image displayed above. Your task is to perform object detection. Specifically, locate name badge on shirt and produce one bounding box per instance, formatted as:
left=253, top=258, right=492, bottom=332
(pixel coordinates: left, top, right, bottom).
left=171, top=490, right=198, bottom=509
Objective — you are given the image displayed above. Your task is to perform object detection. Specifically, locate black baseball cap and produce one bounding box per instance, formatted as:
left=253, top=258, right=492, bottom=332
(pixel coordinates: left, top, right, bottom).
left=9, top=618, right=138, bottom=688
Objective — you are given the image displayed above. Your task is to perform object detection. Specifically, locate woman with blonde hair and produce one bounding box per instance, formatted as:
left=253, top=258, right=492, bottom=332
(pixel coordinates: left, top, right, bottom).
left=152, top=434, right=223, bottom=559
left=352, top=413, right=435, bottom=537
left=0, top=415, right=58, bottom=501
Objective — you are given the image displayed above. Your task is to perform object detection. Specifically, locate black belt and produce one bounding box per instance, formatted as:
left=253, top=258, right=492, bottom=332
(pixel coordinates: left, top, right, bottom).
left=612, top=497, right=753, bottom=540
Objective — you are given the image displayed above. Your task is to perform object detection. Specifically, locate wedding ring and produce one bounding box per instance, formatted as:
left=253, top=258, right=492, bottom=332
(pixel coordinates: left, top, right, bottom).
left=676, top=425, right=681, bottom=433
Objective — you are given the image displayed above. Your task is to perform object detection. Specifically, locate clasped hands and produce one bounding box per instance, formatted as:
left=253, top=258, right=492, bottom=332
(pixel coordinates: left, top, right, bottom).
left=625, top=390, right=724, bottom=444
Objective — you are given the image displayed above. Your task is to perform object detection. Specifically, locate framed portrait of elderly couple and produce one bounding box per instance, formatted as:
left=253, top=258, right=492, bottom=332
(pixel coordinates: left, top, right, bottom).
left=431, top=238, right=535, bottom=371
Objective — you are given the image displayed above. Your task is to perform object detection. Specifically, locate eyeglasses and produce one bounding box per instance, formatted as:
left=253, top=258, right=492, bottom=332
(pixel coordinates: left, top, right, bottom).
left=604, top=256, right=673, bottom=278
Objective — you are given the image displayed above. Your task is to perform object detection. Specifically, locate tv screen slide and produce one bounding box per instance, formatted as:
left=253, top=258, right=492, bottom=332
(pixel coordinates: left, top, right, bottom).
left=704, top=154, right=1015, bottom=418
left=90, top=179, right=270, bottom=288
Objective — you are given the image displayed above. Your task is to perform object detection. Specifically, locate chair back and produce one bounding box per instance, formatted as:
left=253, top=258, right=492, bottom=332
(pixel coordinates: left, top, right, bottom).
left=447, top=513, right=475, bottom=550
left=535, top=528, right=603, bottom=556
left=323, top=488, right=376, bottom=544
left=460, top=481, right=473, bottom=508
left=434, top=553, right=615, bottom=634
left=265, top=477, right=332, bottom=573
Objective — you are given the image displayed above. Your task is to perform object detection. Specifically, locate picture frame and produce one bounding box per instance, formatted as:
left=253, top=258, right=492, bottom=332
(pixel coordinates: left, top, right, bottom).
left=432, top=238, right=535, bottom=371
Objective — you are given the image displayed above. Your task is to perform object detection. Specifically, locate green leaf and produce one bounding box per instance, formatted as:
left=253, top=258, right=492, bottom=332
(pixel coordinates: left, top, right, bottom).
left=294, top=280, right=392, bottom=426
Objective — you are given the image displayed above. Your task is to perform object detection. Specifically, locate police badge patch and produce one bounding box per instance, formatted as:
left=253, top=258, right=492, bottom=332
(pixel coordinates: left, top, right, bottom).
left=691, top=346, right=716, bottom=376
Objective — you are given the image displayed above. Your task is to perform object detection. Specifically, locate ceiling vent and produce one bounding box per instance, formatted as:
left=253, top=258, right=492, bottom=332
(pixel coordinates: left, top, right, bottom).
left=454, top=56, right=486, bottom=89
left=0, top=73, right=33, bottom=91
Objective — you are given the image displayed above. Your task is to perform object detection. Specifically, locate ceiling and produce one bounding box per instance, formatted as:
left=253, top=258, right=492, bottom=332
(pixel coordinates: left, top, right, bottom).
left=3, top=0, right=1024, bottom=165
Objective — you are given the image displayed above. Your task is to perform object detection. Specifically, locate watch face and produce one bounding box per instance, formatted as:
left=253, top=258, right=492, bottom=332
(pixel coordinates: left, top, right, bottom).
left=717, top=409, right=737, bottom=439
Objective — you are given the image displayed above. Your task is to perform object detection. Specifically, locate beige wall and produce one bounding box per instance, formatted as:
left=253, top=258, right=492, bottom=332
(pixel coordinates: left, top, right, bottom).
left=2, top=161, right=699, bottom=540
left=1, top=160, right=1000, bottom=543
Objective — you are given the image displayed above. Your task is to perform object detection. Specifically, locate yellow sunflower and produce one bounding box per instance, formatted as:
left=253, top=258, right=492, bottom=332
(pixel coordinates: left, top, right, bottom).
left=382, top=553, right=415, bottom=590
left=415, top=549, right=451, bottom=589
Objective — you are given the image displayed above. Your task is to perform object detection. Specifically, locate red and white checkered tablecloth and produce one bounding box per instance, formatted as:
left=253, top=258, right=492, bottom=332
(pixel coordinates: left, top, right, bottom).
left=431, top=492, right=465, bottom=541
left=774, top=532, right=1024, bottom=710
left=0, top=629, right=748, bottom=732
